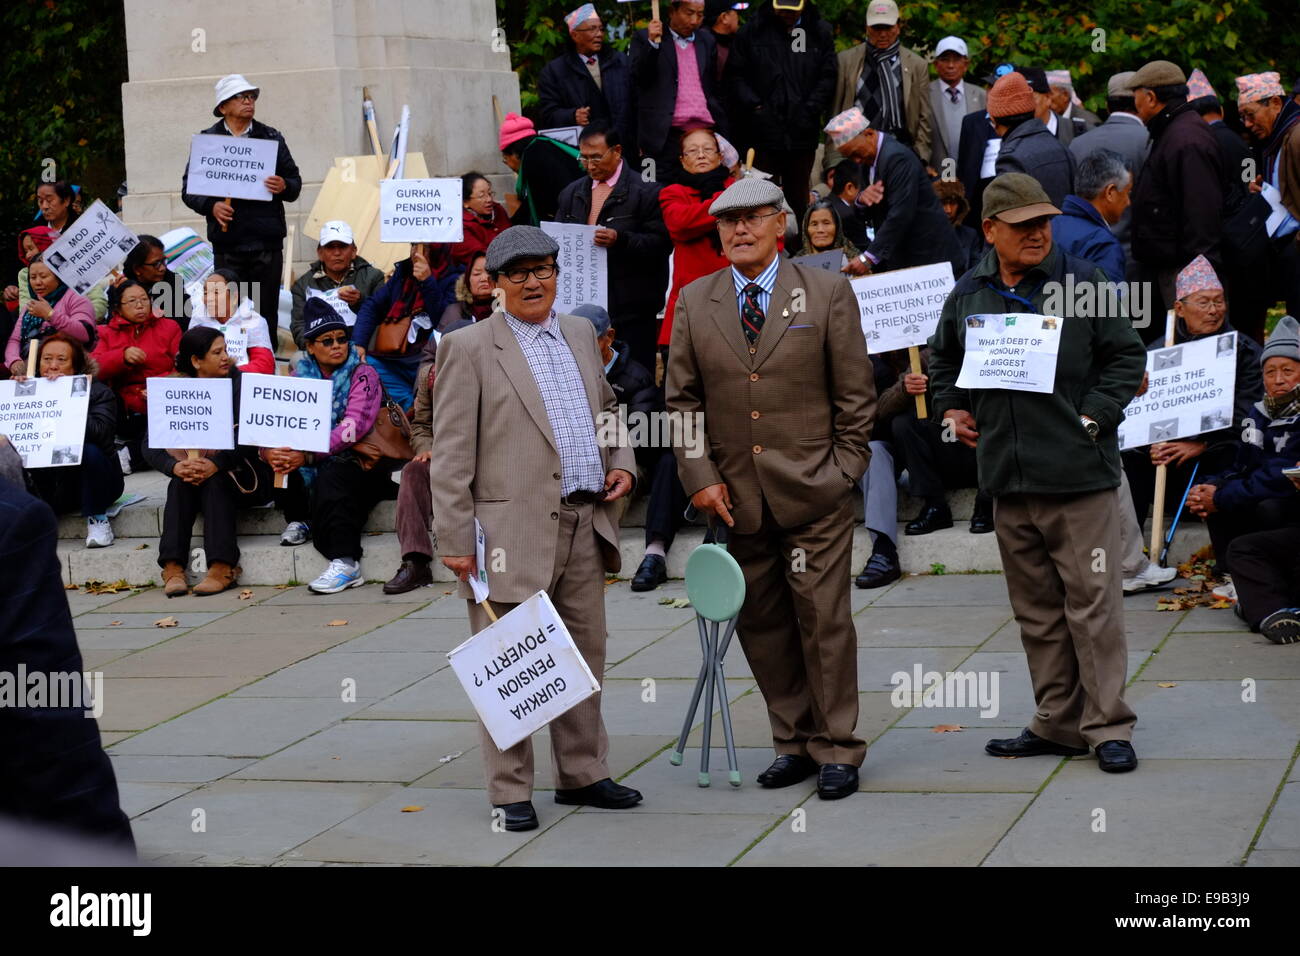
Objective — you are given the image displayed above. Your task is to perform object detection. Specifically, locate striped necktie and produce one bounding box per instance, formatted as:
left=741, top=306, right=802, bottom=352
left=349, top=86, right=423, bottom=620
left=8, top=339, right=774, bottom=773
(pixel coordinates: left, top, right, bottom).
left=741, top=283, right=765, bottom=344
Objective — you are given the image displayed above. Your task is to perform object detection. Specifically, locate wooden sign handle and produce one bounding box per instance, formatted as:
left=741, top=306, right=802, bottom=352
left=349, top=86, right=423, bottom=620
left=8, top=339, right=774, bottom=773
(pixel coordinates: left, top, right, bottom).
left=909, top=345, right=927, bottom=419
left=26, top=339, right=38, bottom=377
left=482, top=599, right=498, bottom=623
left=274, top=471, right=288, bottom=489
left=744, top=148, right=755, bottom=173
left=186, top=449, right=200, bottom=460
left=651, top=0, right=660, bottom=22
left=221, top=196, right=232, bottom=232
left=1148, top=309, right=1177, bottom=561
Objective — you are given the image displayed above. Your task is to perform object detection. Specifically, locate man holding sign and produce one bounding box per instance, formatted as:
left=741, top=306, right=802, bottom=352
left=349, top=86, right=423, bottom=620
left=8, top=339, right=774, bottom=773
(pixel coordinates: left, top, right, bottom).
left=928, top=173, right=1147, bottom=773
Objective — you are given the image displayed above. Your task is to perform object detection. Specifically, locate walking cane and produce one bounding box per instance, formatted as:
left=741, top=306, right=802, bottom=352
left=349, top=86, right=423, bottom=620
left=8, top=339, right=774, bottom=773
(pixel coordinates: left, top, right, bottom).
left=1158, top=462, right=1200, bottom=567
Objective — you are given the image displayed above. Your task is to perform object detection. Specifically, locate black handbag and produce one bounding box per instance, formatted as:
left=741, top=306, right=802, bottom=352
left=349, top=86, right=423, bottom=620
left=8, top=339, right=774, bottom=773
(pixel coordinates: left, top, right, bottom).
left=1221, top=192, right=1274, bottom=268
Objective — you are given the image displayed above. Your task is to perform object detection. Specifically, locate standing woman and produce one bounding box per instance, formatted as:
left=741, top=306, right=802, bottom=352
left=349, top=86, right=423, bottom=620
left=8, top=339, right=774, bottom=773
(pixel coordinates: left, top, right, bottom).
left=450, top=173, right=511, bottom=268
left=5, top=255, right=95, bottom=378
left=187, top=268, right=275, bottom=374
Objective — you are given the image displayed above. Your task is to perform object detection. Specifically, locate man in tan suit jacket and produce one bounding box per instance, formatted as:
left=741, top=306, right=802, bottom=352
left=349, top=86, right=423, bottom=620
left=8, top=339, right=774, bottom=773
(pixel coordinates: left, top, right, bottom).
left=430, top=226, right=641, bottom=832
left=666, top=178, right=876, bottom=799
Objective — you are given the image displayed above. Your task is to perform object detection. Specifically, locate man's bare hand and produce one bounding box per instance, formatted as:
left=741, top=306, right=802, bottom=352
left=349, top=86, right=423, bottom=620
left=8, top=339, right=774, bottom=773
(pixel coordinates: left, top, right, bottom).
left=337, top=285, right=361, bottom=306
left=859, top=180, right=885, bottom=206
left=264, top=175, right=286, bottom=194
left=691, top=483, right=735, bottom=527
left=647, top=18, right=663, bottom=42
left=593, top=227, right=618, bottom=247
left=1135, top=370, right=1149, bottom=397
left=213, top=200, right=234, bottom=226
left=603, top=468, right=635, bottom=502
left=903, top=372, right=928, bottom=395
left=944, top=409, right=980, bottom=448
left=575, top=106, right=591, bottom=125
left=841, top=257, right=871, bottom=276
left=442, top=554, right=477, bottom=581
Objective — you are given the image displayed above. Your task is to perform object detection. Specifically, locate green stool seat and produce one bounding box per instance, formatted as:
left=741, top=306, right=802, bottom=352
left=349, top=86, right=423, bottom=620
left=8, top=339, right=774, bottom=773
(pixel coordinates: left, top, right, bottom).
left=685, top=543, right=746, bottom=623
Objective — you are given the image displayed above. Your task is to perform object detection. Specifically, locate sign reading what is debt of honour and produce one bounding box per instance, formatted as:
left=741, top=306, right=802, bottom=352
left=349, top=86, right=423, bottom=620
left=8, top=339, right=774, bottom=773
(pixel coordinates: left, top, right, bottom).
left=850, top=261, right=955, bottom=354
left=185, top=134, right=278, bottom=201
left=1118, top=332, right=1239, bottom=451
left=539, top=221, right=608, bottom=312
left=447, top=591, right=601, bottom=752
left=236, top=374, right=332, bottom=454
left=145, top=378, right=234, bottom=450
left=955, top=313, right=1065, bottom=394
left=379, top=179, right=464, bottom=243
left=43, top=200, right=139, bottom=296
left=0, top=375, right=90, bottom=468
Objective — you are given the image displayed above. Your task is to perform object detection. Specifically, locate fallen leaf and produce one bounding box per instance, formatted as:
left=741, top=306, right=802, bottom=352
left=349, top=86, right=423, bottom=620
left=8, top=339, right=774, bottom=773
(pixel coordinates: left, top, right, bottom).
left=658, top=597, right=691, bottom=608
left=438, top=750, right=464, bottom=764
left=108, top=621, right=123, bottom=627
left=400, top=805, right=425, bottom=813
left=64, top=583, right=79, bottom=591
left=932, top=724, right=963, bottom=733
left=327, top=619, right=349, bottom=627
left=134, top=543, right=149, bottom=551
left=153, top=616, right=180, bottom=628
left=1157, top=682, right=1177, bottom=688
left=84, top=579, right=132, bottom=595
left=238, top=589, right=254, bottom=600
left=1156, top=603, right=1180, bottom=611
left=331, top=756, right=341, bottom=760
left=1208, top=598, right=1235, bottom=609
left=274, top=584, right=292, bottom=590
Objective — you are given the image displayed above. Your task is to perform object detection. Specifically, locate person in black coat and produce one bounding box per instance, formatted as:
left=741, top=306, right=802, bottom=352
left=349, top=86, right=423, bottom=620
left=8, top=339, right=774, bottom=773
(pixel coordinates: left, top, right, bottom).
left=987, top=73, right=1075, bottom=209
left=499, top=114, right=587, bottom=226
left=956, top=107, right=998, bottom=229
left=555, top=123, right=671, bottom=372
left=538, top=7, right=635, bottom=155
left=121, top=234, right=190, bottom=330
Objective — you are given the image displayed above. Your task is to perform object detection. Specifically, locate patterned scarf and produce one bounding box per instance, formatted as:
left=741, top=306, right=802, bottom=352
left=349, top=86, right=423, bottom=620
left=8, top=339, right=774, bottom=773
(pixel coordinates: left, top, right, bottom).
left=19, top=282, right=69, bottom=347
left=860, top=39, right=904, bottom=137
left=293, top=343, right=362, bottom=487
left=1263, top=384, right=1300, bottom=420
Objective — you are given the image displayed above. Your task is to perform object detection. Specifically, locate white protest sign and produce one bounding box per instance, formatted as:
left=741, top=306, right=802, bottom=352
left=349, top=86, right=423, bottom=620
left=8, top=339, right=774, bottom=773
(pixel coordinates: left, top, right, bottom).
left=539, top=126, right=582, bottom=147
left=145, top=377, right=234, bottom=450
left=1118, top=333, right=1239, bottom=451
left=447, top=590, right=600, bottom=751
left=956, top=313, right=1064, bottom=393
left=379, top=178, right=464, bottom=243
left=793, top=249, right=847, bottom=273
left=850, top=261, right=955, bottom=353
left=470, top=517, right=490, bottom=604
left=305, top=286, right=358, bottom=327
left=43, top=200, right=139, bottom=295
left=539, top=221, right=608, bottom=312
left=237, top=373, right=332, bottom=453
left=216, top=325, right=249, bottom=366
left=186, top=134, right=277, bottom=201
left=0, top=375, right=91, bottom=468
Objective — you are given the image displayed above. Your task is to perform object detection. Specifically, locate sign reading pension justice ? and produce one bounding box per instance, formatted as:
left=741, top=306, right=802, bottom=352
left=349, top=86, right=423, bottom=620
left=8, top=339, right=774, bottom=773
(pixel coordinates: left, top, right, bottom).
left=145, top=378, right=234, bottom=450
left=185, top=134, right=277, bottom=201
left=379, top=179, right=464, bottom=243
left=236, top=374, right=332, bottom=453
left=850, top=261, right=955, bottom=354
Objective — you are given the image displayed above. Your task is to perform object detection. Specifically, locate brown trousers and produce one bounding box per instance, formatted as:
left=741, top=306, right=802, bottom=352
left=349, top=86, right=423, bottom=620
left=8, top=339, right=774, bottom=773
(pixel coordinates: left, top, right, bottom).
left=466, top=502, right=611, bottom=805
left=728, top=493, right=865, bottom=766
left=395, top=458, right=433, bottom=559
left=994, top=489, right=1137, bottom=748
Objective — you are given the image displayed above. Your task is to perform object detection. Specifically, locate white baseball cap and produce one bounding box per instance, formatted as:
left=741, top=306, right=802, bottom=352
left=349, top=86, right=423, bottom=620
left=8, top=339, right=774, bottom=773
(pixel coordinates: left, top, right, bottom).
left=866, top=0, right=899, bottom=27
left=318, top=221, right=355, bottom=246
left=935, top=36, right=968, bottom=58
left=213, top=74, right=259, bottom=117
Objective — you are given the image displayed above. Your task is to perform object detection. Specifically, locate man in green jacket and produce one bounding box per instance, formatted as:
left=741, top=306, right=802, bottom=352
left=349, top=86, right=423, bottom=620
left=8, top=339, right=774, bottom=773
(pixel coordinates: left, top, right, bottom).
left=928, top=173, right=1147, bottom=774
left=288, top=220, right=385, bottom=350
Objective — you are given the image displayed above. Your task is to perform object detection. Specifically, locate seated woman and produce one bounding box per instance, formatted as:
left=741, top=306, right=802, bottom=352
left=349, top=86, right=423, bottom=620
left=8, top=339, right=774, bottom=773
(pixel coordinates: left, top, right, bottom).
left=16, top=333, right=123, bottom=548
left=438, top=250, right=495, bottom=333
left=795, top=200, right=859, bottom=263
left=187, top=268, right=275, bottom=375
left=267, top=299, right=396, bottom=594
left=145, top=327, right=273, bottom=596
left=3, top=227, right=59, bottom=341
left=451, top=173, right=511, bottom=268
left=120, top=235, right=188, bottom=329
left=352, top=242, right=460, bottom=411
left=5, top=255, right=95, bottom=379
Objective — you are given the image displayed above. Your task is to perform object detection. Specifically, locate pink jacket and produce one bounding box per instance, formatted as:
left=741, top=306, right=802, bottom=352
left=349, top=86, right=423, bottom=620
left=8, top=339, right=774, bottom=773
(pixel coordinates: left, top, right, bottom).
left=5, top=289, right=95, bottom=366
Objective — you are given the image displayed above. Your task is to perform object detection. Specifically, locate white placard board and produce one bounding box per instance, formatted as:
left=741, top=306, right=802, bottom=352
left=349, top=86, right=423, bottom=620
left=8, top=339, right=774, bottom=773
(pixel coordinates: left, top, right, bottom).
left=216, top=325, right=249, bottom=366
left=0, top=375, right=91, bottom=468
left=792, top=249, right=847, bottom=273
left=186, top=134, right=277, bottom=201
left=305, top=286, right=358, bottom=327
left=956, top=313, right=1065, bottom=393
left=146, top=378, right=234, bottom=450
left=43, top=200, right=139, bottom=295
left=447, top=590, right=601, bottom=751
left=378, top=178, right=464, bottom=243
left=850, top=261, right=955, bottom=353
left=1118, top=333, right=1239, bottom=451
left=237, top=373, right=332, bottom=453
left=539, top=126, right=582, bottom=147
left=469, top=517, right=490, bottom=604
left=539, top=221, right=608, bottom=312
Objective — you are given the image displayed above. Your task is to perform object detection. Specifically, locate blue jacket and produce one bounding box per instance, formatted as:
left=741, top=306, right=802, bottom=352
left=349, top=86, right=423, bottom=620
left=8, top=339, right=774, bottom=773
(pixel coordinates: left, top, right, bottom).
left=1052, top=195, right=1125, bottom=284
left=1208, top=397, right=1300, bottom=512
left=353, top=255, right=462, bottom=366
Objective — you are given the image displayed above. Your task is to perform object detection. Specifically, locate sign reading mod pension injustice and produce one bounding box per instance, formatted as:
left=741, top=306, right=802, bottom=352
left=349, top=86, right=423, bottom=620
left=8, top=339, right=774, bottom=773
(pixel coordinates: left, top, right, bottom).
left=447, top=590, right=601, bottom=751
left=236, top=373, right=332, bottom=453
left=539, top=221, right=608, bottom=312
left=378, top=178, right=463, bottom=243
left=145, top=378, right=234, bottom=450
left=0, top=375, right=90, bottom=468
left=850, top=261, right=955, bottom=354
left=955, top=313, right=1065, bottom=393
left=43, top=200, right=139, bottom=296
left=1118, top=332, right=1239, bottom=451
left=185, top=134, right=278, bottom=201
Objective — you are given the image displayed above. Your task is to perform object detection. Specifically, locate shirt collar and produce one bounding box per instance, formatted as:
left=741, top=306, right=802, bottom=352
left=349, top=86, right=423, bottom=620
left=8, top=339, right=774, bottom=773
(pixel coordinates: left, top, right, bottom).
left=671, top=28, right=696, bottom=44
left=222, top=119, right=252, bottom=138
left=604, top=347, right=618, bottom=374
left=731, top=254, right=780, bottom=295
left=1045, top=111, right=1059, bottom=135
left=1108, top=111, right=1143, bottom=125
left=505, top=309, right=556, bottom=340
left=592, top=161, right=624, bottom=188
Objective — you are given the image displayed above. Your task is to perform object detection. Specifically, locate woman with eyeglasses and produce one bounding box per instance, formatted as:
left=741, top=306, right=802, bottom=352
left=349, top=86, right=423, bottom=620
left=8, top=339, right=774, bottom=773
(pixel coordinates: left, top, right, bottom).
left=451, top=172, right=511, bottom=268
left=120, top=235, right=189, bottom=329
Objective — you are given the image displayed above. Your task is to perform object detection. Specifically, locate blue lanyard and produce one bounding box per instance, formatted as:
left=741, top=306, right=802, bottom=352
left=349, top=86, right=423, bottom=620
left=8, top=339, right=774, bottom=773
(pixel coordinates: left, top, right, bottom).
left=982, top=276, right=1046, bottom=315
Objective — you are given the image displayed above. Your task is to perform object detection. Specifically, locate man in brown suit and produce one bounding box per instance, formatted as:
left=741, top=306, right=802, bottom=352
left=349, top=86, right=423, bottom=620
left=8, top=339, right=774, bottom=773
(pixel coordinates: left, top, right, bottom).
left=430, top=226, right=642, bottom=831
left=666, top=178, right=875, bottom=799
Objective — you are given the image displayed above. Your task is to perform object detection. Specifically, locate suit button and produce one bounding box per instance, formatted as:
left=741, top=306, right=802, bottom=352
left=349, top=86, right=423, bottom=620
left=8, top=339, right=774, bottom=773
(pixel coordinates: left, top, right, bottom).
left=750, top=410, right=760, bottom=420
left=551, top=512, right=558, bottom=519
left=752, top=444, right=762, bottom=454
left=749, top=372, right=759, bottom=382
left=553, top=472, right=561, bottom=480
left=749, top=347, right=757, bottom=354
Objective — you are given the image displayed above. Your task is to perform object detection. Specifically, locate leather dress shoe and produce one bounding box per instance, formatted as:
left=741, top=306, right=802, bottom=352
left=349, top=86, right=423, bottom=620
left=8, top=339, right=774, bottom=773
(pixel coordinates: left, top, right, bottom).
left=554, top=778, right=643, bottom=809
left=383, top=558, right=432, bottom=595
left=905, top=504, right=953, bottom=535
left=855, top=551, right=901, bottom=589
left=630, top=554, right=667, bottom=592
left=985, top=728, right=1089, bottom=758
left=756, top=754, right=818, bottom=788
left=969, top=510, right=995, bottom=534
left=1096, top=740, right=1138, bottom=773
left=817, top=763, right=859, bottom=799
left=492, top=801, right=538, bottom=831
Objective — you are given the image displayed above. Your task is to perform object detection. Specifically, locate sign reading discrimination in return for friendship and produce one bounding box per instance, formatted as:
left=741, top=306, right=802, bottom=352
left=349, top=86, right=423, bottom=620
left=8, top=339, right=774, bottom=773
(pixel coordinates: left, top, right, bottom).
left=185, top=134, right=278, bottom=201
left=448, top=590, right=601, bottom=751
left=145, top=377, right=234, bottom=451
left=1118, top=332, right=1239, bottom=451
left=43, top=200, right=139, bottom=296
left=236, top=373, right=332, bottom=454
left=956, top=313, right=1065, bottom=393
left=850, top=261, right=955, bottom=353
left=379, top=178, right=464, bottom=243
left=539, top=221, right=608, bottom=312
left=0, top=375, right=90, bottom=468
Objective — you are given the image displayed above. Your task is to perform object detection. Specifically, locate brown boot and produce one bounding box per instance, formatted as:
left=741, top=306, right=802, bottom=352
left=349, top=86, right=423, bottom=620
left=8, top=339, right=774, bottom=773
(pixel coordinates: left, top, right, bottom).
left=162, top=561, right=189, bottom=598
left=193, top=561, right=240, bottom=596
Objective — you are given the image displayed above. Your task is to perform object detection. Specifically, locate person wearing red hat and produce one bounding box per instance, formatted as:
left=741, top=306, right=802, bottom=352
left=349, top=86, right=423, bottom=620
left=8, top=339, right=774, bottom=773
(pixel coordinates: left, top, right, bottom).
left=498, top=113, right=586, bottom=226
left=987, top=71, right=1076, bottom=210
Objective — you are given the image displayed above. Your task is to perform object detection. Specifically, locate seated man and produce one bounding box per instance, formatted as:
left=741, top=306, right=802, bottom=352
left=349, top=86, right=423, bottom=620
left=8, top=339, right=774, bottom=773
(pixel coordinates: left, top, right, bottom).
left=855, top=353, right=903, bottom=588
left=289, top=221, right=385, bottom=351
left=1226, top=464, right=1300, bottom=644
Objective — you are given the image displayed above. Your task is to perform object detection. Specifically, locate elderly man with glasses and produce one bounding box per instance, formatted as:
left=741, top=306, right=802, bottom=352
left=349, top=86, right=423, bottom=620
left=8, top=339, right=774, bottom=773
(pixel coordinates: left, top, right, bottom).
left=538, top=4, right=636, bottom=155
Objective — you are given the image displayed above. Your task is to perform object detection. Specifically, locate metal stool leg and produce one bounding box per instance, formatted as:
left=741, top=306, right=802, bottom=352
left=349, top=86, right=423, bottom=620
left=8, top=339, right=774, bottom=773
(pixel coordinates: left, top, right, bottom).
left=713, top=617, right=741, bottom=786
left=670, top=614, right=712, bottom=766
left=698, top=619, right=717, bottom=787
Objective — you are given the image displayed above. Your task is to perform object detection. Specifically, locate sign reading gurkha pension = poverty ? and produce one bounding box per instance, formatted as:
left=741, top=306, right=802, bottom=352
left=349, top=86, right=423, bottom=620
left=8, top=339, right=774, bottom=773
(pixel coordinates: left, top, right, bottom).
left=236, top=374, right=332, bottom=454
left=850, top=261, right=955, bottom=354
left=145, top=378, right=234, bottom=450
left=185, top=134, right=278, bottom=201
left=0, top=375, right=90, bottom=468
left=1118, top=332, right=1239, bottom=451
left=43, top=200, right=139, bottom=296
left=379, top=179, right=464, bottom=243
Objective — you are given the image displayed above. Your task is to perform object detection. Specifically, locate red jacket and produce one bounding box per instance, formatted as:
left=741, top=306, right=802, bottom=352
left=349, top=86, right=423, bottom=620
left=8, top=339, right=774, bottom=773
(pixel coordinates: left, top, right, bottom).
left=450, top=204, right=511, bottom=268
left=658, top=178, right=734, bottom=345
left=92, top=314, right=182, bottom=415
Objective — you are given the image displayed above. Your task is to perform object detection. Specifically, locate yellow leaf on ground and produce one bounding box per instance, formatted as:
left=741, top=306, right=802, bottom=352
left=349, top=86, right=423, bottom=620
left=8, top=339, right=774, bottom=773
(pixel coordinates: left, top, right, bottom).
left=932, top=724, right=963, bottom=733
left=109, top=621, right=123, bottom=627
left=400, top=805, right=425, bottom=813
left=1157, top=682, right=1177, bottom=688
left=327, top=619, right=349, bottom=627
left=239, top=589, right=254, bottom=600
left=64, top=583, right=79, bottom=590
left=153, top=616, right=179, bottom=628
left=1208, top=599, right=1235, bottom=609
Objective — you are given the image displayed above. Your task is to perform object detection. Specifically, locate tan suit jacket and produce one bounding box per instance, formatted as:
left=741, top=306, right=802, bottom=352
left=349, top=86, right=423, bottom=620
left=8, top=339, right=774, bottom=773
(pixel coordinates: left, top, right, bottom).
left=665, top=258, right=875, bottom=535
left=429, top=309, right=636, bottom=603
left=824, top=43, right=932, bottom=173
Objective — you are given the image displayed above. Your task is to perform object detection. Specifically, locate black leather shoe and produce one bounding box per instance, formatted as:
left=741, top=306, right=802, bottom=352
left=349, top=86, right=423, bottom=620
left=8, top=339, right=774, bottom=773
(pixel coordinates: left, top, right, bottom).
left=493, top=801, right=538, bottom=831
left=554, top=778, right=643, bottom=809
left=905, top=503, right=953, bottom=535
left=1096, top=740, right=1138, bottom=773
left=756, top=754, right=818, bottom=788
left=985, top=728, right=1089, bottom=758
left=382, top=558, right=432, bottom=595
left=630, top=554, right=667, bottom=592
left=817, top=763, right=859, bottom=800
left=969, top=510, right=995, bottom=534
left=855, top=552, right=901, bottom=589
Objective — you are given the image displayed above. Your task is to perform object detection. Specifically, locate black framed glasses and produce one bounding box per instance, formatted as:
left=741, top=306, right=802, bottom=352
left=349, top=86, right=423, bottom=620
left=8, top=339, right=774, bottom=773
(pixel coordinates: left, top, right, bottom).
left=502, top=264, right=558, bottom=284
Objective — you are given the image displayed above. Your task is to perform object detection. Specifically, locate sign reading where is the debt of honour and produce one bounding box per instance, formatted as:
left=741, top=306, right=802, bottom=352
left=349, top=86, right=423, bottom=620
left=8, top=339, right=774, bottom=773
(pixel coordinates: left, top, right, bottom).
left=379, top=178, right=464, bottom=243
left=236, top=373, right=332, bottom=454
left=43, top=200, right=139, bottom=296
left=850, top=261, right=955, bottom=354
left=185, top=133, right=278, bottom=201
left=145, top=377, right=234, bottom=450
left=539, top=221, right=608, bottom=312
left=447, top=590, right=601, bottom=751
left=0, top=375, right=90, bottom=468
left=956, top=313, right=1065, bottom=393
left=1118, top=332, right=1239, bottom=451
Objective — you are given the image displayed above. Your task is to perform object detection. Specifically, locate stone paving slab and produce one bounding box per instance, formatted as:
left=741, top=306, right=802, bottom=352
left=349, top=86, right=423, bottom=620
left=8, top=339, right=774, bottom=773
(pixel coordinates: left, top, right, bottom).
left=1245, top=849, right=1300, bottom=866
left=617, top=748, right=818, bottom=813
left=110, top=755, right=257, bottom=784
left=230, top=650, right=442, bottom=700
left=117, top=782, right=196, bottom=819
left=75, top=611, right=234, bottom=631
left=855, top=645, right=978, bottom=693
left=605, top=630, right=756, bottom=679
left=108, top=697, right=364, bottom=757
left=982, top=609, right=1180, bottom=655
left=598, top=677, right=756, bottom=736
left=99, top=676, right=249, bottom=732
left=74, top=627, right=200, bottom=652
left=860, top=727, right=1068, bottom=793
left=1125, top=680, right=1300, bottom=759
left=1139, top=630, right=1300, bottom=681
left=1255, top=780, right=1300, bottom=851
left=80, top=586, right=280, bottom=613
left=868, top=574, right=1011, bottom=607
left=328, top=616, right=469, bottom=653
left=854, top=605, right=1011, bottom=647
left=350, top=667, right=475, bottom=721
left=408, top=733, right=669, bottom=792
left=99, top=628, right=365, bottom=679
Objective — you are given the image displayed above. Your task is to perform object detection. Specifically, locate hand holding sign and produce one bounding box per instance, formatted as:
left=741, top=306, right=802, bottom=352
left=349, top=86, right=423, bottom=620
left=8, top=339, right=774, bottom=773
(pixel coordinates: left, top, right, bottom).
left=238, top=373, right=332, bottom=453
left=213, top=200, right=235, bottom=228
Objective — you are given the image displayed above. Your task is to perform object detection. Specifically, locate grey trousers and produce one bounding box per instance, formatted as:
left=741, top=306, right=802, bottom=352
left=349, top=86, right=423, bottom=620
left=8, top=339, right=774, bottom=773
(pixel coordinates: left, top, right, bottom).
left=858, top=439, right=897, bottom=544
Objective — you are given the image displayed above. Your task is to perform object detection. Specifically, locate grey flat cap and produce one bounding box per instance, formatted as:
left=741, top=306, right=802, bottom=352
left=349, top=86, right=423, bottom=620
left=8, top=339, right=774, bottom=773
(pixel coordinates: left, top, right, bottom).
left=708, top=178, right=786, bottom=217
left=1130, top=60, right=1186, bottom=89
left=1107, top=71, right=1136, bottom=98
left=485, top=225, right=560, bottom=273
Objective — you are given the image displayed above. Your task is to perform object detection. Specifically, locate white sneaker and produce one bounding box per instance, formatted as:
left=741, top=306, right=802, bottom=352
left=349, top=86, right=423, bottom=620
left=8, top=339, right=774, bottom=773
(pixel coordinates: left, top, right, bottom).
left=1211, top=577, right=1236, bottom=601
left=308, top=558, right=363, bottom=594
left=280, top=521, right=311, bottom=546
left=117, top=445, right=133, bottom=476
left=85, top=515, right=114, bottom=549
left=1123, top=562, right=1178, bottom=594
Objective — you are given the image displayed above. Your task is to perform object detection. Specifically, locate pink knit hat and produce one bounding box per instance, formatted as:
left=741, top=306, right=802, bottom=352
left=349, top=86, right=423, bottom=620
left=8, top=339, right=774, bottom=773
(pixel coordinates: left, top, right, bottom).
left=987, top=72, right=1036, bottom=119
left=1235, top=71, right=1285, bottom=105
left=1175, top=255, right=1223, bottom=301
left=1187, top=68, right=1217, bottom=101
left=499, top=112, right=536, bottom=151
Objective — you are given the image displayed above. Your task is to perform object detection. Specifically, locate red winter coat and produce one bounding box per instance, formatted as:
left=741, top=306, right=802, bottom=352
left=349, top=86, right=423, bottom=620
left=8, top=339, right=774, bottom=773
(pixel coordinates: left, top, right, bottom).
left=658, top=178, right=734, bottom=345
left=450, top=204, right=511, bottom=268
left=92, top=314, right=183, bottom=415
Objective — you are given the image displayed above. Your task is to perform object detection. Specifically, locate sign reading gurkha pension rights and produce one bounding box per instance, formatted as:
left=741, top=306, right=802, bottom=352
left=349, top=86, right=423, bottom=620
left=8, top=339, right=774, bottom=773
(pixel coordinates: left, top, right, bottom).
left=1117, top=332, right=1239, bottom=451
left=0, top=375, right=90, bottom=467
left=145, top=378, right=234, bottom=450
left=43, top=200, right=139, bottom=296
left=850, top=261, right=955, bottom=353
left=539, top=221, right=608, bottom=312
left=379, top=179, right=464, bottom=243
left=185, top=134, right=278, bottom=201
